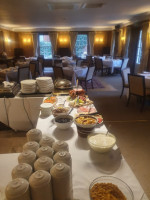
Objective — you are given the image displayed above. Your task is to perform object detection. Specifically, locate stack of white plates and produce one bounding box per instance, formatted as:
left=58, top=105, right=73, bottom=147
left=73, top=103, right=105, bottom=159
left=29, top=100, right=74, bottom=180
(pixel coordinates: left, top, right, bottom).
left=36, top=77, right=54, bottom=93
left=21, top=80, right=37, bottom=94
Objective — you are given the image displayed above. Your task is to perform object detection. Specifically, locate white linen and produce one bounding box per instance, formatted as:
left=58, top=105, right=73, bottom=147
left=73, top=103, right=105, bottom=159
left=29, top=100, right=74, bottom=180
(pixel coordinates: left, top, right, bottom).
left=138, top=73, right=150, bottom=89
left=0, top=67, right=18, bottom=82
left=103, top=59, right=122, bottom=73
left=0, top=97, right=44, bottom=131
left=63, top=66, right=88, bottom=85
left=0, top=112, right=148, bottom=200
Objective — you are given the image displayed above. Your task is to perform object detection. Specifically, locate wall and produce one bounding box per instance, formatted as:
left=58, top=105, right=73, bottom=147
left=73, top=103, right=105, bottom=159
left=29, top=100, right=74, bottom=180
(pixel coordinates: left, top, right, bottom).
left=94, top=31, right=112, bottom=56
left=1, top=28, right=19, bottom=57
left=57, top=32, right=71, bottom=56
left=18, top=33, right=34, bottom=57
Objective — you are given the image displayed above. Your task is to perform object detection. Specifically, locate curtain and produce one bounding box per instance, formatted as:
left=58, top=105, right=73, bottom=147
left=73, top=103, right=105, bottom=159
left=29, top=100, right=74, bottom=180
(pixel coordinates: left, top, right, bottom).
left=88, top=32, right=95, bottom=55
left=117, top=29, right=122, bottom=57
left=0, top=30, right=5, bottom=53
left=114, top=29, right=120, bottom=58
left=49, top=32, right=58, bottom=57
left=123, top=26, right=131, bottom=58
left=128, top=26, right=141, bottom=74
left=139, top=22, right=150, bottom=72
left=69, top=31, right=77, bottom=56
left=32, top=33, right=39, bottom=57
left=110, top=30, right=115, bottom=58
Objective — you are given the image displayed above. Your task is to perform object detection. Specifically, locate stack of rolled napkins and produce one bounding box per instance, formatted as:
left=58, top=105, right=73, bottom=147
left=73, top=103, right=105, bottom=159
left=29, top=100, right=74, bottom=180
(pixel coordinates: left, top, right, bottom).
left=5, top=129, right=73, bottom=200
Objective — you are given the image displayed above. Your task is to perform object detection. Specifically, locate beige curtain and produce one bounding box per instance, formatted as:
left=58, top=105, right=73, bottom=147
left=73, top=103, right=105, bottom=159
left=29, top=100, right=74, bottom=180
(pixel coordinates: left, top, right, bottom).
left=117, top=29, right=122, bottom=56
left=88, top=32, right=95, bottom=55
left=139, top=22, right=150, bottom=72
left=0, top=30, right=5, bottom=53
left=110, top=30, right=115, bottom=58
left=70, top=31, right=77, bottom=56
left=32, top=33, right=39, bottom=57
left=49, top=32, right=58, bottom=57
left=123, top=26, right=131, bottom=58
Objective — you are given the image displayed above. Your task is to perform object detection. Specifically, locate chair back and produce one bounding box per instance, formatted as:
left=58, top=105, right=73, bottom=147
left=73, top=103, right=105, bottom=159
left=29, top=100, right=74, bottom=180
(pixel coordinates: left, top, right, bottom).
left=18, top=56, right=26, bottom=62
left=121, top=58, right=129, bottom=70
left=128, top=74, right=145, bottom=96
left=86, top=66, right=95, bottom=81
left=86, top=55, right=93, bottom=67
left=121, top=67, right=130, bottom=86
left=54, top=59, right=62, bottom=67
left=18, top=66, right=30, bottom=83
left=53, top=66, right=64, bottom=79
left=29, top=61, right=38, bottom=79
left=94, top=58, right=103, bottom=70
left=43, top=59, right=53, bottom=67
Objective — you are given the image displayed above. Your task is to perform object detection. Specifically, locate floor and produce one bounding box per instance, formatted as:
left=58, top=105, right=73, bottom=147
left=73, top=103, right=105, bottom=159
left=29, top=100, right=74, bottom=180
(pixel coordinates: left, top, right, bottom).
left=0, top=73, right=150, bottom=198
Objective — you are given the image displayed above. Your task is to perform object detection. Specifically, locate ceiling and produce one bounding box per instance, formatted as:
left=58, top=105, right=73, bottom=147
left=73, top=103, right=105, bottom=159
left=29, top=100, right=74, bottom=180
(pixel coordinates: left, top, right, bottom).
left=0, top=0, right=150, bottom=32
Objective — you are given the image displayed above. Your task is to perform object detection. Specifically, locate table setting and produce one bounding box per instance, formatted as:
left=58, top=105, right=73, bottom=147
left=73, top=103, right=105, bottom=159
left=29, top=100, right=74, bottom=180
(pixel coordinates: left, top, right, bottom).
left=102, top=58, right=122, bottom=74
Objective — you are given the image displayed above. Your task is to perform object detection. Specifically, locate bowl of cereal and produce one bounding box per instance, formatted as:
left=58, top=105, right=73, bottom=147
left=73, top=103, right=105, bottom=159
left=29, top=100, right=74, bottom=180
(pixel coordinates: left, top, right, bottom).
left=89, top=176, right=134, bottom=200
left=74, top=115, right=98, bottom=137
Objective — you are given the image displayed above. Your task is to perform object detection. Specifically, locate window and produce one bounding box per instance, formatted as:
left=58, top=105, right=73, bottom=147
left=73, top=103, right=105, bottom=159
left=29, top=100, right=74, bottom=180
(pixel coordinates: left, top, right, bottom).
left=75, top=34, right=88, bottom=58
left=136, top=30, right=142, bottom=64
left=39, top=35, right=52, bottom=58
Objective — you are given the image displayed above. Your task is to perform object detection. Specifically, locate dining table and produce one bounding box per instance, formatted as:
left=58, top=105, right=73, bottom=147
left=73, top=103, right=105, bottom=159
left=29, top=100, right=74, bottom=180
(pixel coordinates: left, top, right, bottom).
left=63, top=66, right=88, bottom=85
left=0, top=95, right=149, bottom=200
left=0, top=67, right=18, bottom=82
left=138, top=72, right=150, bottom=89
left=102, top=58, right=122, bottom=74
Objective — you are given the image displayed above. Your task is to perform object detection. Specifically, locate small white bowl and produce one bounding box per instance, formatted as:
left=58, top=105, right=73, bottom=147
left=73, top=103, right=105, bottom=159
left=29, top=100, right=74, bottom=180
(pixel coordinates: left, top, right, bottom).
left=88, top=132, right=116, bottom=153
left=54, top=115, right=73, bottom=130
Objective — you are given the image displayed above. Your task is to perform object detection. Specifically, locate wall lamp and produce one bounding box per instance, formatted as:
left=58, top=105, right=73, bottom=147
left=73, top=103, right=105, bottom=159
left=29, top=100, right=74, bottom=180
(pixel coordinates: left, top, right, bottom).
left=23, top=38, right=31, bottom=43
left=59, top=38, right=68, bottom=43
left=95, top=37, right=103, bottom=43
left=5, top=38, right=11, bottom=43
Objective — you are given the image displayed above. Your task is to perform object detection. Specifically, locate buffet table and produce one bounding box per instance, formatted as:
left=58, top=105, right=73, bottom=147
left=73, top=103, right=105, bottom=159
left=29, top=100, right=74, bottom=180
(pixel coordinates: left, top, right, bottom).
left=0, top=95, right=149, bottom=200
left=0, top=119, right=148, bottom=199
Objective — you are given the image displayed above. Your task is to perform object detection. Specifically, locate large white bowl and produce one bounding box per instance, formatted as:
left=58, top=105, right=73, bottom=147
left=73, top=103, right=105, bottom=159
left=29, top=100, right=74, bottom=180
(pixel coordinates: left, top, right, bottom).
left=87, top=132, right=116, bottom=153
left=54, top=115, right=73, bottom=130
left=52, top=106, right=70, bottom=117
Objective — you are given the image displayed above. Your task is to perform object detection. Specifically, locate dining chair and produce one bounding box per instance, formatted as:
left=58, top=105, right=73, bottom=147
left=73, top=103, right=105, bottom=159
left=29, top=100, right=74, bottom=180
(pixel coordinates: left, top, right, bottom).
left=120, top=67, right=130, bottom=98
left=29, top=61, right=39, bottom=79
left=53, top=59, right=63, bottom=67
left=53, top=66, right=64, bottom=79
left=86, top=55, right=93, bottom=67
left=17, top=66, right=30, bottom=83
left=94, top=57, right=110, bottom=76
left=42, top=59, right=54, bottom=78
left=127, top=74, right=150, bottom=111
left=78, top=66, right=95, bottom=90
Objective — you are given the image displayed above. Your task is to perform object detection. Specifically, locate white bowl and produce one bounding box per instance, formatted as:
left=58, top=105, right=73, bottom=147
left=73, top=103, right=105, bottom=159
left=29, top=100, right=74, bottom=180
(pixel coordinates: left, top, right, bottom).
left=87, top=132, right=116, bottom=153
left=54, top=115, right=73, bottom=130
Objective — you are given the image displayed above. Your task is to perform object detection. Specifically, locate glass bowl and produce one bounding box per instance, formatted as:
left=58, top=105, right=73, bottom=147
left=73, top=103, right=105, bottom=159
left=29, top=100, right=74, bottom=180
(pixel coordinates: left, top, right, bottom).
left=89, top=176, right=134, bottom=200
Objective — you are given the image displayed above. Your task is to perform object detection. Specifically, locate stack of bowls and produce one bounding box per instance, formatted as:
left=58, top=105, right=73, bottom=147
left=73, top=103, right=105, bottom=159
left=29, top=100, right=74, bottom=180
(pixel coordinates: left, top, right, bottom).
left=40, top=103, right=53, bottom=117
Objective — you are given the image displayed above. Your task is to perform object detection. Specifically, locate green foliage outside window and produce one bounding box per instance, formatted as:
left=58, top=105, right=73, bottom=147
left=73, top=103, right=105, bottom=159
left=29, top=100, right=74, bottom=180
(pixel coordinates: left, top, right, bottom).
left=75, top=34, right=88, bottom=58
left=39, top=35, right=52, bottom=58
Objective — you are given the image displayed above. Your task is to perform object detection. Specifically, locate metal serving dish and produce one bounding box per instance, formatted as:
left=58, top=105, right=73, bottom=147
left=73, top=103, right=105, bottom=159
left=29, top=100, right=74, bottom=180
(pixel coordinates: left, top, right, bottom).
left=54, top=79, right=72, bottom=89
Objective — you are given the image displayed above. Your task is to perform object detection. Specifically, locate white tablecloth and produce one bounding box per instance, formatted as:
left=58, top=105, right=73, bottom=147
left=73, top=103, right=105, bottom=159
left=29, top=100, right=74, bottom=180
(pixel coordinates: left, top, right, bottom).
left=0, top=97, right=44, bottom=131
left=138, top=73, right=150, bottom=89
left=63, top=66, right=88, bottom=85
left=103, top=59, right=122, bottom=74
left=0, top=67, right=18, bottom=82
left=0, top=116, right=148, bottom=200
